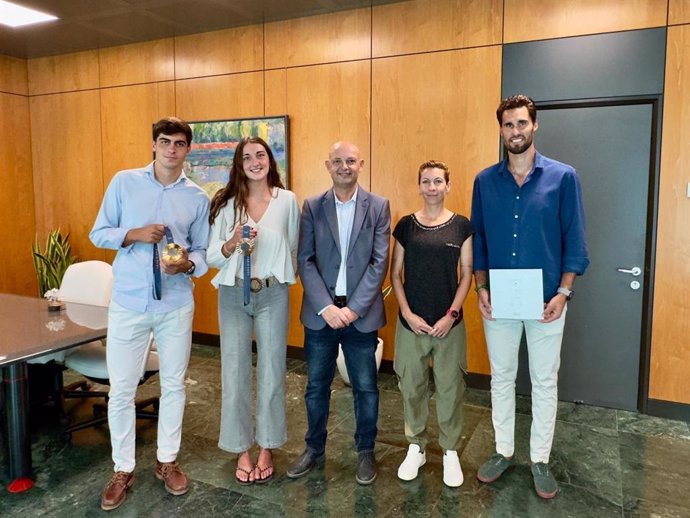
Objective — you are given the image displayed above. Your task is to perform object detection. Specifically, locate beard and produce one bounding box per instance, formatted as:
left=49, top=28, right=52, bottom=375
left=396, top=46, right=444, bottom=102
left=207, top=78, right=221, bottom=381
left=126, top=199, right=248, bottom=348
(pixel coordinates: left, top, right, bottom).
left=505, top=132, right=534, bottom=155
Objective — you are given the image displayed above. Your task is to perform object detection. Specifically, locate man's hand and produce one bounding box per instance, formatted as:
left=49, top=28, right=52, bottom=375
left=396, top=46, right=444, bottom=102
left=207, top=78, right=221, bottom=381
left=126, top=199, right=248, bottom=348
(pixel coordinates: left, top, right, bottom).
left=341, top=307, right=359, bottom=325
left=541, top=294, right=566, bottom=323
left=161, top=248, right=191, bottom=276
left=322, top=305, right=350, bottom=329
left=124, top=224, right=165, bottom=246
left=402, top=312, right=433, bottom=335
left=477, top=289, right=493, bottom=320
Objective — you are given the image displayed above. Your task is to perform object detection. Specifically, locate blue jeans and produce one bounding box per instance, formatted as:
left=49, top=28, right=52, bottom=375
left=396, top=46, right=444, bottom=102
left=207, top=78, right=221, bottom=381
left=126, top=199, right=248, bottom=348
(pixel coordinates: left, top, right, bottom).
left=304, top=325, right=379, bottom=454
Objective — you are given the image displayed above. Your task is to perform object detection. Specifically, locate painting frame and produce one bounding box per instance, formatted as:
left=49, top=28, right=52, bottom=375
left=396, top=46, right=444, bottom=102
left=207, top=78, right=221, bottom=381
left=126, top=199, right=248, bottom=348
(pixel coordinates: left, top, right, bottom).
left=182, top=115, right=290, bottom=199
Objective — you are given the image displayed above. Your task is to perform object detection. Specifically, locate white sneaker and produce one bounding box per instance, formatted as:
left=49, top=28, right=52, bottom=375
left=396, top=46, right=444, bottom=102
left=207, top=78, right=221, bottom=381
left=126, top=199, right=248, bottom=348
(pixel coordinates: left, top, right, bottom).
left=397, top=444, right=426, bottom=481
left=443, top=450, right=464, bottom=487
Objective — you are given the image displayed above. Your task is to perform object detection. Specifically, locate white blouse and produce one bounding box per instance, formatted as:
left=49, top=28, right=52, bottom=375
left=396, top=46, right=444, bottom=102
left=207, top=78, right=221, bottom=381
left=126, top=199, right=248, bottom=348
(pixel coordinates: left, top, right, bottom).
left=207, top=188, right=300, bottom=288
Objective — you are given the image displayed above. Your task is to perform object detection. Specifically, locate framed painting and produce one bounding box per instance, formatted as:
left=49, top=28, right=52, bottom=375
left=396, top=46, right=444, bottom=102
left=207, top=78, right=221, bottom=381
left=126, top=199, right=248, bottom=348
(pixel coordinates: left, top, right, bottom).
left=183, top=115, right=289, bottom=198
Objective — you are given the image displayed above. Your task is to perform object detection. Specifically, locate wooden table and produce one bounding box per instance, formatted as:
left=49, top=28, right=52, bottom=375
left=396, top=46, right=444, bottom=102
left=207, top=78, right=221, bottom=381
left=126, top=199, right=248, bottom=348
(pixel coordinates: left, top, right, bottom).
left=0, top=294, right=107, bottom=493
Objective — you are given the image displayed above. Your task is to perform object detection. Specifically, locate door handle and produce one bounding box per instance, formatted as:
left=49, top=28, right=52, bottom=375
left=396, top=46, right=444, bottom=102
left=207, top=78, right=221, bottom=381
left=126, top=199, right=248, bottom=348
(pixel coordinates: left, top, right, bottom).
left=616, top=266, right=641, bottom=277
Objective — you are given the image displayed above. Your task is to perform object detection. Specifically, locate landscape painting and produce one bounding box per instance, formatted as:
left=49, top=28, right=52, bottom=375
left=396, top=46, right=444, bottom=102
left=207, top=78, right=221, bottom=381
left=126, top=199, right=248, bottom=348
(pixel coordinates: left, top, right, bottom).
left=183, top=116, right=289, bottom=198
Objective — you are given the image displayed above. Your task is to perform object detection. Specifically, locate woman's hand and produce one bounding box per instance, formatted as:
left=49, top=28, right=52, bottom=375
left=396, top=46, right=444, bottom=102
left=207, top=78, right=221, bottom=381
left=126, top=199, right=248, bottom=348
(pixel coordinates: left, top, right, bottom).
left=429, top=314, right=454, bottom=338
left=223, top=225, right=258, bottom=257
left=403, top=312, right=433, bottom=335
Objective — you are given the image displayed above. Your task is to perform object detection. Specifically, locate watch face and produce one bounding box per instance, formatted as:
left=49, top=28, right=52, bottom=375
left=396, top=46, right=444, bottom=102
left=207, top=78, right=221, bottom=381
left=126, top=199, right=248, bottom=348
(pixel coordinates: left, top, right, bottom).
left=450, top=310, right=459, bottom=319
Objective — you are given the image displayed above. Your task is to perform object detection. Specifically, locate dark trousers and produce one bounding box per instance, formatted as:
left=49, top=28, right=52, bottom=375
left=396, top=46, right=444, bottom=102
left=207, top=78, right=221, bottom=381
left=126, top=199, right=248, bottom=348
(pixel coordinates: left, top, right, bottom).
left=303, top=325, right=379, bottom=454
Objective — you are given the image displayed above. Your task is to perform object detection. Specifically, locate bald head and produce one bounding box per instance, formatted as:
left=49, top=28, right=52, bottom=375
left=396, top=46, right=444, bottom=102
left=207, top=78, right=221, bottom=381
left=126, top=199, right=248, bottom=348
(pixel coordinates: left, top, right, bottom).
left=326, top=141, right=364, bottom=196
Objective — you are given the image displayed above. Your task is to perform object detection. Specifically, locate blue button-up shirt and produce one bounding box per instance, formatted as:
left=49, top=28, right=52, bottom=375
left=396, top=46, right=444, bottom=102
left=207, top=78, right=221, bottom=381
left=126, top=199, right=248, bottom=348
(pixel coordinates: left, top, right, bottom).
left=90, top=162, right=210, bottom=313
left=471, top=152, right=589, bottom=301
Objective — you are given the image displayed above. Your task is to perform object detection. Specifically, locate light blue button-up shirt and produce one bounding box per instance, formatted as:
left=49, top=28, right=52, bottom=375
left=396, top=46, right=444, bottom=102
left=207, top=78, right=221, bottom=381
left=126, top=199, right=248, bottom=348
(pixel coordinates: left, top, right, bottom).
left=334, top=187, right=358, bottom=297
left=90, top=162, right=210, bottom=313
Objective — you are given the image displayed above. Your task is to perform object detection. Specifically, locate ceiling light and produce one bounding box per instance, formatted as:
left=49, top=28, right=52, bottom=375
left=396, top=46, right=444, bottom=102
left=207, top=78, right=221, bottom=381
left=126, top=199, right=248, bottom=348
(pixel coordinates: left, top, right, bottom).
left=0, top=1, right=57, bottom=28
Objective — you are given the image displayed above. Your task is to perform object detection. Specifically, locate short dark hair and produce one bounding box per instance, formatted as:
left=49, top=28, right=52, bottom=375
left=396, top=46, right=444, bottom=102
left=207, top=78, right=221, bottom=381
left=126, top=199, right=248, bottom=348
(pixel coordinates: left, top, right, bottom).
left=496, top=94, right=537, bottom=124
left=152, top=117, right=193, bottom=146
left=417, top=160, right=450, bottom=183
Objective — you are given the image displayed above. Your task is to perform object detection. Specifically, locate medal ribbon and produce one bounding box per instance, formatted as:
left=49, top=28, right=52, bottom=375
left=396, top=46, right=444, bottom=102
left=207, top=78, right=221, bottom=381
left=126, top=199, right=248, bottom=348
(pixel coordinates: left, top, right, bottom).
left=243, top=225, right=251, bottom=305
left=164, top=226, right=174, bottom=246
left=152, top=243, right=161, bottom=300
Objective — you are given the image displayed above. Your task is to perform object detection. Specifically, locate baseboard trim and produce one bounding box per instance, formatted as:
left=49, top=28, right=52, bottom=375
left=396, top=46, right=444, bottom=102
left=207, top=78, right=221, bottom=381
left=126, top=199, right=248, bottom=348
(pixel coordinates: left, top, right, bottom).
left=646, top=399, right=690, bottom=422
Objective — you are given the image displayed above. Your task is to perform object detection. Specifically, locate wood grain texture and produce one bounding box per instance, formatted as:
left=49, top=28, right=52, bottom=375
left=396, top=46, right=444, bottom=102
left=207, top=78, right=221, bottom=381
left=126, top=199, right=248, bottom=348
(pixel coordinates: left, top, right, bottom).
left=504, top=0, right=668, bottom=43
left=28, top=50, right=99, bottom=95
left=264, top=68, right=287, bottom=116
left=649, top=25, right=690, bottom=404
left=372, top=46, right=502, bottom=371
left=99, top=39, right=174, bottom=87
left=372, top=0, right=502, bottom=57
left=0, top=55, right=28, bottom=95
left=174, top=25, right=263, bottom=79
left=175, top=72, right=264, bottom=122
left=100, top=82, right=176, bottom=185
left=0, top=94, right=36, bottom=295
left=30, top=91, right=105, bottom=262
left=265, top=8, right=371, bottom=68
left=669, top=0, right=690, bottom=24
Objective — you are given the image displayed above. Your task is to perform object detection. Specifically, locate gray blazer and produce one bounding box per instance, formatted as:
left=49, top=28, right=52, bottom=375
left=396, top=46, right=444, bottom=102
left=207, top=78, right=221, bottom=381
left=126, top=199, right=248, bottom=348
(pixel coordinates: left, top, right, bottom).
left=298, top=186, right=391, bottom=333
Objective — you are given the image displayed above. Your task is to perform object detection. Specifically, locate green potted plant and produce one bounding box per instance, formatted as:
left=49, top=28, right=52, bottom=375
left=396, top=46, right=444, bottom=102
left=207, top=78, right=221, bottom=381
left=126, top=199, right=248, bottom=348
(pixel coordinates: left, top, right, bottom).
left=32, top=229, right=77, bottom=296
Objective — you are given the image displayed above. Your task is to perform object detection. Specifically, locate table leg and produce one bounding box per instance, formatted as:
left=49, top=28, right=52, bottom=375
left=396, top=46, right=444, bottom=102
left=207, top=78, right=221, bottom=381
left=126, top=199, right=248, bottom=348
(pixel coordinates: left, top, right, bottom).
left=2, top=362, right=34, bottom=492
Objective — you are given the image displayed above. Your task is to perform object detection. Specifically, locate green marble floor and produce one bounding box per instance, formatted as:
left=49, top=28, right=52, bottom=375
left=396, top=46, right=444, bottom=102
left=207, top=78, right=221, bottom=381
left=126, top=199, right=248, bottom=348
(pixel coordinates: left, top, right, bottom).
left=2, top=344, right=690, bottom=517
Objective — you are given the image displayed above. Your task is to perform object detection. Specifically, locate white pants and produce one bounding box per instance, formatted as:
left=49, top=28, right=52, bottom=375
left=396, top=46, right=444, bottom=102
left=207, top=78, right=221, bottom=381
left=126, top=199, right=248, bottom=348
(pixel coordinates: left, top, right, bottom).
left=106, top=301, right=194, bottom=473
left=483, top=307, right=566, bottom=464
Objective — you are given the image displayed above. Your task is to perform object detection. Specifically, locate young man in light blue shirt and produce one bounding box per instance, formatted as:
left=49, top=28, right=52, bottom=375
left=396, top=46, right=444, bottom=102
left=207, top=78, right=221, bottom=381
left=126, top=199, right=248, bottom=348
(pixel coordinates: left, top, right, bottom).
left=90, top=117, right=209, bottom=511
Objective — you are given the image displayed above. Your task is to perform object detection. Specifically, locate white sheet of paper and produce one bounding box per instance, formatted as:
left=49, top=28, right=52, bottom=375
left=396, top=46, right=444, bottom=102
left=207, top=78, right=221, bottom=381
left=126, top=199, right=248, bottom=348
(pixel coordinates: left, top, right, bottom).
left=489, top=269, right=544, bottom=320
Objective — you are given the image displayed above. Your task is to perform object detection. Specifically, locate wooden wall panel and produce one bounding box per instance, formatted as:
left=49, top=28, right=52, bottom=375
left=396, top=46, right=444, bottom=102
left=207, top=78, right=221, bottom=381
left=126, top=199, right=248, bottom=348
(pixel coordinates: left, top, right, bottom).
left=28, top=51, right=99, bottom=95
left=504, top=0, right=668, bottom=43
left=174, top=25, right=263, bottom=79
left=0, top=55, right=28, bottom=95
left=30, top=91, right=105, bottom=261
left=649, top=25, right=690, bottom=404
left=264, top=68, right=287, bottom=116
left=372, top=46, right=502, bottom=370
left=372, top=0, right=502, bottom=57
left=175, top=72, right=264, bottom=122
left=99, top=39, right=174, bottom=87
left=669, top=0, right=690, bottom=24
left=0, top=94, right=36, bottom=295
left=265, top=8, right=371, bottom=68
left=100, top=82, right=176, bottom=184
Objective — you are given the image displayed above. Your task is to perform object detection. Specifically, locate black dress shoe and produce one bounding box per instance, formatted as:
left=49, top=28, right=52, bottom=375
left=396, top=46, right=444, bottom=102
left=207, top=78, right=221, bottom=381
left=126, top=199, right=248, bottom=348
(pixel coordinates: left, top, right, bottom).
left=356, top=451, right=377, bottom=485
left=286, top=449, right=324, bottom=479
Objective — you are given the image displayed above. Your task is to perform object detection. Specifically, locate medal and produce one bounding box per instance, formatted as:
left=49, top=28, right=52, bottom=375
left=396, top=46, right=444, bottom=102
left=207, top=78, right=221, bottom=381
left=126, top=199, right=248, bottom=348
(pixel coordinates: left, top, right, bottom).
left=161, top=227, right=184, bottom=264
left=236, top=233, right=255, bottom=256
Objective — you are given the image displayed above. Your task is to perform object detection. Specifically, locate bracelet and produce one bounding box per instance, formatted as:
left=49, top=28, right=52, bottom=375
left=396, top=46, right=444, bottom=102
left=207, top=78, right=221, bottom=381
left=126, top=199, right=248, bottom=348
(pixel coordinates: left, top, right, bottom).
left=474, top=284, right=489, bottom=293
left=222, top=242, right=234, bottom=257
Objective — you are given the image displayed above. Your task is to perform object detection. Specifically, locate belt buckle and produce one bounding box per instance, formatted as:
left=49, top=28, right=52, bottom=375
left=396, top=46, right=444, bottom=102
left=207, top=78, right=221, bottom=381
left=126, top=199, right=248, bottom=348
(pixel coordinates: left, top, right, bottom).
left=250, top=278, right=263, bottom=293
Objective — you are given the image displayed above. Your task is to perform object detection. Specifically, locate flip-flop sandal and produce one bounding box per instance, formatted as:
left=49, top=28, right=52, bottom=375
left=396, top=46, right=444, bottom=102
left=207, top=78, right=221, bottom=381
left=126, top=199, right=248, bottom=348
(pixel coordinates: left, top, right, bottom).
left=253, top=464, right=274, bottom=484
left=235, top=465, right=254, bottom=486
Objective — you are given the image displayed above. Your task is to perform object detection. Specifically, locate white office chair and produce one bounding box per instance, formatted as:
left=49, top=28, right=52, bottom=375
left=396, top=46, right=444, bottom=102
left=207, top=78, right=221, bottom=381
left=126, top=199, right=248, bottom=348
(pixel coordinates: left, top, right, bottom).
left=59, top=261, right=159, bottom=439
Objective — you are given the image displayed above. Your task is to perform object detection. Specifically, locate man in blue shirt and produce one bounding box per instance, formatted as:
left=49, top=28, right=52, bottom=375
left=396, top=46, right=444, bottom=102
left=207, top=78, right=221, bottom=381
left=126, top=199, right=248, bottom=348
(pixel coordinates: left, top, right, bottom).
left=471, top=95, right=589, bottom=499
left=90, top=117, right=209, bottom=511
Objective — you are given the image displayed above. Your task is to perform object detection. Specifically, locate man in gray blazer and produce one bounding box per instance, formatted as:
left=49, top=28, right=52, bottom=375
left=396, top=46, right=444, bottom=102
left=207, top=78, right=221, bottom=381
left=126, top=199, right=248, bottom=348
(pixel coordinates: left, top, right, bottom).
left=287, top=141, right=391, bottom=485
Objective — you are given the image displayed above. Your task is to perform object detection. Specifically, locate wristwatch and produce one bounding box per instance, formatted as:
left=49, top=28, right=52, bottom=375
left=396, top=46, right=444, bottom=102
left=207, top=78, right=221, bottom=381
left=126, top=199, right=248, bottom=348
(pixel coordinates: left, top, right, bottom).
left=446, top=308, right=460, bottom=320
left=184, top=260, right=196, bottom=276
left=557, top=287, right=573, bottom=300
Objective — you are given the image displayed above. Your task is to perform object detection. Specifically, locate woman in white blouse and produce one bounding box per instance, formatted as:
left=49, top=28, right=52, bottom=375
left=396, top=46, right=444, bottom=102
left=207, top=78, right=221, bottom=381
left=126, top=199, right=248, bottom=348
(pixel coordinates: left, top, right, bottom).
left=207, top=136, right=300, bottom=485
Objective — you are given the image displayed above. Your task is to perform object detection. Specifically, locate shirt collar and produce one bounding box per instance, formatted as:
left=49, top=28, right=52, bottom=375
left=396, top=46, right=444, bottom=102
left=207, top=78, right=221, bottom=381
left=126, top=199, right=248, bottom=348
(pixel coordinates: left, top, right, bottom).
left=497, top=151, right=544, bottom=178
left=334, top=186, right=358, bottom=206
left=146, top=161, right=189, bottom=187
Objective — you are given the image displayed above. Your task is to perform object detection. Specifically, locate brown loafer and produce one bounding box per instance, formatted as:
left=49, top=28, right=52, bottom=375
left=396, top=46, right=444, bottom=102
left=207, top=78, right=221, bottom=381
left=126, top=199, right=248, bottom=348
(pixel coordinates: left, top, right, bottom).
left=101, top=471, right=134, bottom=511
left=154, top=461, right=189, bottom=495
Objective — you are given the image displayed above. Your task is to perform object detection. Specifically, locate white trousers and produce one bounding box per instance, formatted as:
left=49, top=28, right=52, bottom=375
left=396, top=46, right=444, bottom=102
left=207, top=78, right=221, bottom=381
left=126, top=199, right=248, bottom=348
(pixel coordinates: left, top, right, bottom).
left=483, top=307, right=566, bottom=464
left=106, top=301, right=194, bottom=473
